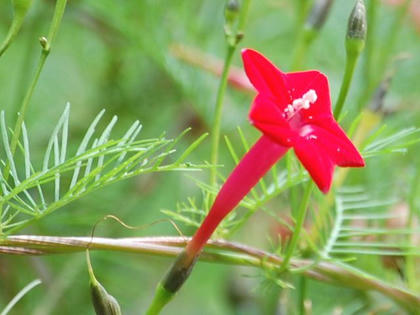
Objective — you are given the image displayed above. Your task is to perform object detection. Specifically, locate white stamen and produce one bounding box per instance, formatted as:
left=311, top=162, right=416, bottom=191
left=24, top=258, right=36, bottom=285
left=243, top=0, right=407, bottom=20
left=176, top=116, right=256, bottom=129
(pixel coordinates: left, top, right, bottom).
left=283, top=89, right=318, bottom=119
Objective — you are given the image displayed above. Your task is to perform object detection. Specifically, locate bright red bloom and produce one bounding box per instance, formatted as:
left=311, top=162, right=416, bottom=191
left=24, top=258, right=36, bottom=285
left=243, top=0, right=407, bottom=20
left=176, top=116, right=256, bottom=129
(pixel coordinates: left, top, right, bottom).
left=187, top=49, right=364, bottom=255
left=150, top=50, right=366, bottom=310
left=242, top=48, right=365, bottom=193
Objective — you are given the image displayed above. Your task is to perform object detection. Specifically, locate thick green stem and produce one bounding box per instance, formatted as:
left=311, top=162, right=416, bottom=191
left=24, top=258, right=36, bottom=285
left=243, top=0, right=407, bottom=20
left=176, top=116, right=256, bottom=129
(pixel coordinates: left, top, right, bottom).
left=145, top=285, right=174, bottom=315
left=333, top=49, right=359, bottom=119
left=280, top=182, right=314, bottom=271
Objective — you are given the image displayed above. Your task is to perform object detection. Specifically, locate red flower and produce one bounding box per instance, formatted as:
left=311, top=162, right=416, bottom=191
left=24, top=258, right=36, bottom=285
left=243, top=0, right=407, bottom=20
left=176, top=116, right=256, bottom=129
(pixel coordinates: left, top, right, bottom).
left=243, top=48, right=365, bottom=193
left=151, top=50, right=366, bottom=307
left=187, top=49, right=365, bottom=254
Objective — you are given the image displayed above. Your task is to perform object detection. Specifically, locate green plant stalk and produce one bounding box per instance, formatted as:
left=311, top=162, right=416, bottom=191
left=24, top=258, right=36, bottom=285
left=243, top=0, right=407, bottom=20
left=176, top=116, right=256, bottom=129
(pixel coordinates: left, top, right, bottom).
left=210, top=0, right=251, bottom=187
left=145, top=284, right=174, bottom=315
left=333, top=47, right=360, bottom=119
left=280, top=182, right=314, bottom=272
left=210, top=45, right=236, bottom=186
left=8, top=0, right=67, bottom=160
left=0, top=0, right=34, bottom=57
left=2, top=235, right=420, bottom=312
left=0, top=0, right=68, bottom=234
left=298, top=276, right=307, bottom=315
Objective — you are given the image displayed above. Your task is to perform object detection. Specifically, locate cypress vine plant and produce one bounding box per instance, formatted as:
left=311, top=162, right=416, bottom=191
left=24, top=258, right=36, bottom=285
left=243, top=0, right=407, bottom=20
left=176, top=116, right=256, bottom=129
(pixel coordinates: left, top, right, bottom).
left=0, top=1, right=419, bottom=314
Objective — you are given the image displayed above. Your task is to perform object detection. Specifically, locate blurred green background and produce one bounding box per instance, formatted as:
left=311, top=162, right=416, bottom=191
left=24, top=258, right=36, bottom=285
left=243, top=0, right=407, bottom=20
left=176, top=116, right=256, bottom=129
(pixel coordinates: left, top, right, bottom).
left=0, top=0, right=419, bottom=314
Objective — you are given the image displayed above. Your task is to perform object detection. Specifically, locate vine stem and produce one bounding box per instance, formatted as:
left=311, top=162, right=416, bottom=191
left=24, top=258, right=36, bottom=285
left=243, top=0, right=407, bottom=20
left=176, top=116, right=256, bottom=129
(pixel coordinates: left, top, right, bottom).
left=333, top=49, right=359, bottom=119
left=210, top=44, right=236, bottom=186
left=2, top=235, right=420, bottom=312
left=0, top=0, right=68, bottom=234
left=210, top=0, right=252, bottom=187
left=280, top=181, right=314, bottom=272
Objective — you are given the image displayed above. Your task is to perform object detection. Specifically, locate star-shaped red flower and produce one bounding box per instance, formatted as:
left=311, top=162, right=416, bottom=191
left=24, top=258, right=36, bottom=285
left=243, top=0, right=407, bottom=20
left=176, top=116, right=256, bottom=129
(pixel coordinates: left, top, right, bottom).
left=242, top=49, right=365, bottom=193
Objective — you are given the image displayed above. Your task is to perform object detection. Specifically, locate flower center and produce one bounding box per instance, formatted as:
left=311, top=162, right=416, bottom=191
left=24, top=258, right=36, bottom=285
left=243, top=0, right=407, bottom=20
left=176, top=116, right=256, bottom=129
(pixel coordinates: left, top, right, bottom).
left=283, top=89, right=317, bottom=120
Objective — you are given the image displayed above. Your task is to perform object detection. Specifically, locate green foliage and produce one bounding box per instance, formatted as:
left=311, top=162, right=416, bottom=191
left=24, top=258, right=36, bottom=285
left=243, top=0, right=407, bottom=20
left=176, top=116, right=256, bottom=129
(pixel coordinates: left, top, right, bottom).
left=0, top=105, right=206, bottom=235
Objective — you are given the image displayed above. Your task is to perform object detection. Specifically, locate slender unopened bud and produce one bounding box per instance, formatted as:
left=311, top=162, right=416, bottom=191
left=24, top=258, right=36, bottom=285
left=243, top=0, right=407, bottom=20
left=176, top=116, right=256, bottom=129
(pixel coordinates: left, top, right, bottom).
left=87, top=251, right=122, bottom=315
left=91, top=280, right=122, bottom=315
left=346, top=0, right=367, bottom=54
left=305, top=0, right=334, bottom=31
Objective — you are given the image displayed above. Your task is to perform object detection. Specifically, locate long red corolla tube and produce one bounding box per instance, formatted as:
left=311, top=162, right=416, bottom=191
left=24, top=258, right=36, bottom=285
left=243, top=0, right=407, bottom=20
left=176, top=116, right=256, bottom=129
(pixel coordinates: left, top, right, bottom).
left=186, top=135, right=288, bottom=256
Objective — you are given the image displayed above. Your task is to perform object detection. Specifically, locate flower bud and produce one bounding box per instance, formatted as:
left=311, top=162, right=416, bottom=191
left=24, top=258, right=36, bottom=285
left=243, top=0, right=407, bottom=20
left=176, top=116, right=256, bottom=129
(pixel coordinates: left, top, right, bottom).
left=305, top=0, right=335, bottom=31
left=346, top=0, right=367, bottom=54
left=347, top=0, right=367, bottom=41
left=90, top=280, right=122, bottom=315
left=87, top=251, right=122, bottom=315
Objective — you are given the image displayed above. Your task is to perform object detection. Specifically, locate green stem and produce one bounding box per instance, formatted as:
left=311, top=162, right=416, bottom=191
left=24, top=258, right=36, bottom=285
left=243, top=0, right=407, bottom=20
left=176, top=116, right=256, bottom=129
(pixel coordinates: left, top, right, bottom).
left=298, top=276, right=307, bottom=315
left=280, top=182, right=314, bottom=272
left=0, top=0, right=34, bottom=57
left=0, top=0, right=68, bottom=232
left=8, top=0, right=67, bottom=159
left=210, top=0, right=252, bottom=187
left=145, top=285, right=174, bottom=315
left=210, top=44, right=236, bottom=186
left=333, top=50, right=359, bottom=119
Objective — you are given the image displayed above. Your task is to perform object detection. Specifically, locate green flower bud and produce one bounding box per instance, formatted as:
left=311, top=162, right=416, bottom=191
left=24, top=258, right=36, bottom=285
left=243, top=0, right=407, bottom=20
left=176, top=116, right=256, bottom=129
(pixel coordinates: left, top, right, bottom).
left=305, top=0, right=335, bottom=31
left=347, top=0, right=367, bottom=41
left=87, top=251, right=122, bottom=315
left=346, top=0, right=367, bottom=55
left=90, top=280, right=122, bottom=315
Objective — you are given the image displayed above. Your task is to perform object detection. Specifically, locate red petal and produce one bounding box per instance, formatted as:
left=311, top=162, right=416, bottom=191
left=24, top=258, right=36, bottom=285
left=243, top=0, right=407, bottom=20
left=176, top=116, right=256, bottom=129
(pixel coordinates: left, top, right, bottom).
left=241, top=49, right=292, bottom=105
left=253, top=121, right=295, bottom=147
left=249, top=95, right=289, bottom=126
left=301, top=120, right=365, bottom=167
left=293, top=137, right=335, bottom=194
left=285, top=71, right=333, bottom=121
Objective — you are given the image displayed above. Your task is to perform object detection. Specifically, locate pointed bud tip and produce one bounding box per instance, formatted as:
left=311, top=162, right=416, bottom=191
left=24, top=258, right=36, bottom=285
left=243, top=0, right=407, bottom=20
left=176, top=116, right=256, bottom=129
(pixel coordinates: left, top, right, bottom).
left=347, top=0, right=367, bottom=40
